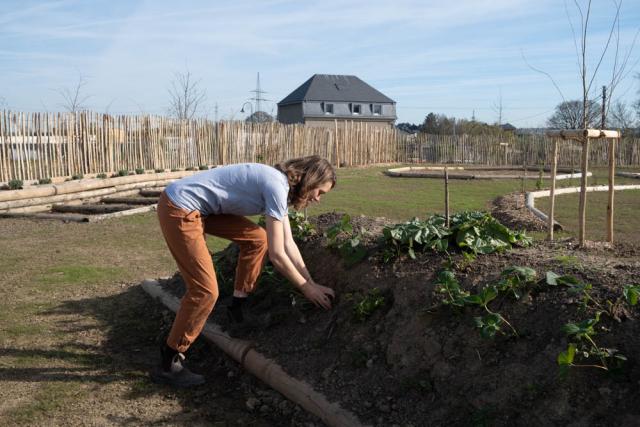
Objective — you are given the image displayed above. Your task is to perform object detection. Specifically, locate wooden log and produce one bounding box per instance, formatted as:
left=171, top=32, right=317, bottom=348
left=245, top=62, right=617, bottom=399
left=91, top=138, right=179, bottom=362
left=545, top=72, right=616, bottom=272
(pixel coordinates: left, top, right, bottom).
left=139, top=189, right=164, bottom=197
left=101, top=196, right=158, bottom=205
left=548, top=139, right=558, bottom=240
left=52, top=203, right=135, bottom=214
left=545, top=129, right=620, bottom=140
left=0, top=211, right=92, bottom=222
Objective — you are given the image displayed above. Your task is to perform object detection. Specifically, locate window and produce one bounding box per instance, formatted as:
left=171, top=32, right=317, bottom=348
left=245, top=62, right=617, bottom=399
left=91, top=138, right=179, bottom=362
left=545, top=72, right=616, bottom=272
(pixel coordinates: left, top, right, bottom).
left=352, top=104, right=361, bottom=115
left=373, top=104, right=382, bottom=115
left=325, top=103, right=334, bottom=114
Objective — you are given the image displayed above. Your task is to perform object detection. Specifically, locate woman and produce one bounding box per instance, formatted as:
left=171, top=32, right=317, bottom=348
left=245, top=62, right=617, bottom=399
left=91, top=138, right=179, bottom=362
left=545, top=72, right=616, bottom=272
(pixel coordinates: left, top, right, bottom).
left=152, top=155, right=336, bottom=387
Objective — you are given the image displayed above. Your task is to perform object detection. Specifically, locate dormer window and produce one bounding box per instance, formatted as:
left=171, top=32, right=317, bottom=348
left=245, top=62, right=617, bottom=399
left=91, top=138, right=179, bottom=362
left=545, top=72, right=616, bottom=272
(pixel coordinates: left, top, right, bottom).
left=324, top=103, right=334, bottom=114
left=372, top=104, right=382, bottom=115
left=352, top=104, right=361, bottom=115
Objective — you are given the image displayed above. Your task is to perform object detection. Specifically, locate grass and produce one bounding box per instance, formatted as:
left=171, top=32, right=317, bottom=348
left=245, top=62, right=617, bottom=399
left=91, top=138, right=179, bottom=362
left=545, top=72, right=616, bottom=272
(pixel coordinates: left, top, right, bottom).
left=0, top=164, right=637, bottom=424
left=535, top=188, right=640, bottom=245
left=6, top=382, right=86, bottom=425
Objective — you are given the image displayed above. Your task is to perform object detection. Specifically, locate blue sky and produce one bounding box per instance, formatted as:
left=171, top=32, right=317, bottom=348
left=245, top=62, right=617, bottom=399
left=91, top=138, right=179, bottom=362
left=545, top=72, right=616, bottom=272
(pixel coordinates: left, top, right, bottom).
left=1, top=0, right=639, bottom=127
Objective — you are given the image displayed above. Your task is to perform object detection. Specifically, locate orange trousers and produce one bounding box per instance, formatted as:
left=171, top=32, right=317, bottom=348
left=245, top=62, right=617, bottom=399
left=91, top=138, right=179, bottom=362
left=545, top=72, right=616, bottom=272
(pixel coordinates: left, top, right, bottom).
left=157, top=191, right=268, bottom=352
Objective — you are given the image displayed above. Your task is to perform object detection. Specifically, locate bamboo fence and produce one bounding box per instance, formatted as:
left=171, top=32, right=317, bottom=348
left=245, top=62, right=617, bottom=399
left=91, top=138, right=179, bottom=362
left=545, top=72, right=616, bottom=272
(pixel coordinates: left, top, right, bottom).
left=1, top=110, right=639, bottom=182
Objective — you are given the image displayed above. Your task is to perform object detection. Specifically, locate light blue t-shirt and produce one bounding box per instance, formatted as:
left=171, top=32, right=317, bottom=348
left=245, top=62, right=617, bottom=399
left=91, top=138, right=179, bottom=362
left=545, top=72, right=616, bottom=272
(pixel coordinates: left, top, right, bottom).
left=164, top=163, right=289, bottom=220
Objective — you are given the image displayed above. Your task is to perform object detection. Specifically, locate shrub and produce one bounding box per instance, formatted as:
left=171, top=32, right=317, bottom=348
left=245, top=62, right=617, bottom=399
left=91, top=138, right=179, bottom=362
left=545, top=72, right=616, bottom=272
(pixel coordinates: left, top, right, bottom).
left=185, top=166, right=197, bottom=171
left=135, top=168, right=145, bottom=175
left=96, top=173, right=107, bottom=179
left=117, top=170, right=129, bottom=177
left=171, top=168, right=179, bottom=172
left=38, top=177, right=52, bottom=185
left=8, top=179, right=23, bottom=190
left=154, top=168, right=164, bottom=173
left=199, top=165, right=208, bottom=170
left=72, top=174, right=83, bottom=180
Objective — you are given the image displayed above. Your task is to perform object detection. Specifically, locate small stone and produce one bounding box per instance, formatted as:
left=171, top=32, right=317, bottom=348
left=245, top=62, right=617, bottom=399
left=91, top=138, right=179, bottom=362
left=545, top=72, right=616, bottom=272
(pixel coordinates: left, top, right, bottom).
left=259, top=404, right=270, bottom=414
left=366, top=359, right=374, bottom=369
left=246, top=397, right=260, bottom=411
left=227, top=370, right=235, bottom=378
left=322, top=367, right=333, bottom=380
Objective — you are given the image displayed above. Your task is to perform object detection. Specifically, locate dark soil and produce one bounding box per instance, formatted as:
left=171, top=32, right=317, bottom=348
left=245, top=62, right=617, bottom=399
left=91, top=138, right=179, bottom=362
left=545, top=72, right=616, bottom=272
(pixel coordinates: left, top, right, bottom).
left=158, top=210, right=640, bottom=427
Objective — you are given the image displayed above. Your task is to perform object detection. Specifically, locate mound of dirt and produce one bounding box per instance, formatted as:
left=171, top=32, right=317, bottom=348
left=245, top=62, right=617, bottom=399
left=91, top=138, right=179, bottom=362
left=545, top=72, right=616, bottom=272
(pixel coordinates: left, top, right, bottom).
left=159, top=213, right=640, bottom=426
left=491, top=193, right=548, bottom=232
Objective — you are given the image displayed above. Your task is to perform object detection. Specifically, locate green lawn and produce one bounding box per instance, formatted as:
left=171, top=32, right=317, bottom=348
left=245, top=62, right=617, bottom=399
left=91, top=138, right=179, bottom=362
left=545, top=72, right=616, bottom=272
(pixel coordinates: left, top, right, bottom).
left=535, top=189, right=640, bottom=244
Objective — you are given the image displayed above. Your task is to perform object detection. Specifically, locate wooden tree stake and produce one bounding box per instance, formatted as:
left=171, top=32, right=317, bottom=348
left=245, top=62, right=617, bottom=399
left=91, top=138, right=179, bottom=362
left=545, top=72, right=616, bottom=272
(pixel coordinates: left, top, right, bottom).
left=607, top=138, right=616, bottom=243
left=548, top=139, right=558, bottom=240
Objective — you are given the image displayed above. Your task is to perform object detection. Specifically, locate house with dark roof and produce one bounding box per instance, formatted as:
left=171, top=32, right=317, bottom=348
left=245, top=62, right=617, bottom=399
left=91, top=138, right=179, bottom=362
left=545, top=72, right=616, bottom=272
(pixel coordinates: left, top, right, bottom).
left=277, top=74, right=396, bottom=128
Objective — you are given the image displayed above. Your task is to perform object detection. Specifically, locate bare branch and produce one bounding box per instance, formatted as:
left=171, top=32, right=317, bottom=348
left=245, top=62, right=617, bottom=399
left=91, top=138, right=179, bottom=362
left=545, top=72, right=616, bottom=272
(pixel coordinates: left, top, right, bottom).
left=167, top=68, right=207, bottom=120
left=56, top=73, right=92, bottom=113
left=521, top=50, right=567, bottom=103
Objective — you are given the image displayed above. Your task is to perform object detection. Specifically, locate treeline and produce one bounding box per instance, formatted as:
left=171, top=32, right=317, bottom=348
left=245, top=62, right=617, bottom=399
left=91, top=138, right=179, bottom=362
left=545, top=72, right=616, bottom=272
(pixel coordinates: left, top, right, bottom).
left=397, top=112, right=511, bottom=136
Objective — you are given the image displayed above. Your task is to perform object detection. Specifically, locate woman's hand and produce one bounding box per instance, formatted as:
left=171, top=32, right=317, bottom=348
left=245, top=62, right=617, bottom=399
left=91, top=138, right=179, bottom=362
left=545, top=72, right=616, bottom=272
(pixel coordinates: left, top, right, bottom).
left=301, top=280, right=335, bottom=310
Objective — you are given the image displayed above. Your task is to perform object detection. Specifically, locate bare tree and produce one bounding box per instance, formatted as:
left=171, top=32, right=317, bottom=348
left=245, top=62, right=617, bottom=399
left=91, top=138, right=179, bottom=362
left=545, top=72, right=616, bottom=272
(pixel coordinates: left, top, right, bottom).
left=547, top=99, right=602, bottom=129
left=608, top=100, right=634, bottom=131
left=56, top=73, right=92, bottom=113
left=167, top=69, right=207, bottom=120
left=525, top=1, right=638, bottom=128
left=565, top=0, right=638, bottom=128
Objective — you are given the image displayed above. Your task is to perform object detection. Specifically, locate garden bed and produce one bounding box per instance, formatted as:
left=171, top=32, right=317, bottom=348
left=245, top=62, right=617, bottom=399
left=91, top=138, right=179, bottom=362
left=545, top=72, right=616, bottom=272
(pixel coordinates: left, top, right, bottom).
left=385, top=165, right=589, bottom=180
left=154, top=213, right=640, bottom=426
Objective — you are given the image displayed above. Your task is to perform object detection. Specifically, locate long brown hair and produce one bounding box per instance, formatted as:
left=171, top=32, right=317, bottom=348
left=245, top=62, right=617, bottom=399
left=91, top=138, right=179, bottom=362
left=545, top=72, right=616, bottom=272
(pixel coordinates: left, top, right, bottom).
left=274, top=155, right=336, bottom=210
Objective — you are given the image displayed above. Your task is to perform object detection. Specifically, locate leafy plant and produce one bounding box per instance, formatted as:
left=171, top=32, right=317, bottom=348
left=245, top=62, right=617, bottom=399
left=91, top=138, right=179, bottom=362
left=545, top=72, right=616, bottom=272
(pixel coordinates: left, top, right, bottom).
left=434, top=270, right=469, bottom=308
left=135, top=168, right=145, bottom=175
left=288, top=211, right=316, bottom=242
left=170, top=168, right=179, bottom=172
left=96, top=173, right=107, bottom=179
left=558, top=312, right=626, bottom=374
left=353, top=288, right=386, bottom=322
left=382, top=211, right=531, bottom=262
left=623, top=285, right=640, bottom=307
left=199, top=165, right=208, bottom=170
left=8, top=179, right=23, bottom=190
left=324, top=214, right=368, bottom=266
left=38, top=177, right=52, bottom=185
left=71, top=173, right=83, bottom=180
left=117, top=170, right=129, bottom=177
left=495, top=266, right=537, bottom=300
left=434, top=268, right=522, bottom=338
left=465, top=285, right=518, bottom=338
left=154, top=168, right=165, bottom=173
left=382, top=217, right=449, bottom=261
left=450, top=211, right=532, bottom=255
left=186, top=166, right=197, bottom=171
